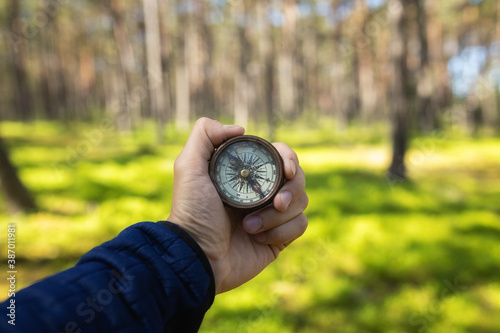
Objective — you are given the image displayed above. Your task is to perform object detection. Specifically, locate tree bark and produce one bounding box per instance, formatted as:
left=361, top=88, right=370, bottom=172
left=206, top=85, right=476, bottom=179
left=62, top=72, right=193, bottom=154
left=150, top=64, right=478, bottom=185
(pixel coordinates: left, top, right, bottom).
left=299, top=1, right=319, bottom=115
left=158, top=0, right=173, bottom=123
left=355, top=0, right=377, bottom=123
left=278, top=0, right=297, bottom=118
left=143, top=0, right=166, bottom=141
left=416, top=0, right=436, bottom=132
left=388, top=0, right=410, bottom=181
left=203, top=10, right=216, bottom=119
left=7, top=0, right=33, bottom=121
left=175, top=0, right=191, bottom=131
left=234, top=0, right=252, bottom=128
left=108, top=0, right=135, bottom=131
left=257, top=1, right=276, bottom=140
left=194, top=0, right=216, bottom=119
left=0, top=138, right=36, bottom=212
left=331, top=0, right=348, bottom=130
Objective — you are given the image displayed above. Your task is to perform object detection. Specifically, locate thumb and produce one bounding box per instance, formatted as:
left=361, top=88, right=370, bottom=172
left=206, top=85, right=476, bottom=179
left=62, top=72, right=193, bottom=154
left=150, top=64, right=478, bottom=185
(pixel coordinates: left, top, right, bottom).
left=180, top=117, right=245, bottom=164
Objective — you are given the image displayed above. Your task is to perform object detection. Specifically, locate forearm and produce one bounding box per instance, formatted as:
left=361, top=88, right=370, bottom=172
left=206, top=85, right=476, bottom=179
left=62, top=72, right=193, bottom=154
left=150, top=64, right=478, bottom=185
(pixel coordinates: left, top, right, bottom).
left=0, top=222, right=214, bottom=333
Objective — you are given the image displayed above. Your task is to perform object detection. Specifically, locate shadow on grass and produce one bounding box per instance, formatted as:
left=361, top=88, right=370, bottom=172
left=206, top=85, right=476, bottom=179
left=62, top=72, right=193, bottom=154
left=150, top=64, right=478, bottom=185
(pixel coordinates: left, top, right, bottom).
left=305, top=169, right=474, bottom=216
left=31, top=147, right=172, bottom=203
left=454, top=224, right=500, bottom=240
left=274, top=235, right=500, bottom=333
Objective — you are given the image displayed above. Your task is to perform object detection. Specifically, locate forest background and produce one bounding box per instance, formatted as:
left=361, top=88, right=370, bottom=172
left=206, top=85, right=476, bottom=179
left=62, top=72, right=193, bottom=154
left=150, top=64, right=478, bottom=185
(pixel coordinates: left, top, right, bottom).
left=1, top=0, right=500, bottom=332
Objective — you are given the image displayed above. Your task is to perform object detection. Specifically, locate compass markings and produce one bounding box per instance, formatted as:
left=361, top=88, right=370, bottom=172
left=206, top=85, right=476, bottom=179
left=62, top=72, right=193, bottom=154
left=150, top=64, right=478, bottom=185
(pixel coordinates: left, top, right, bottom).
left=216, top=141, right=279, bottom=204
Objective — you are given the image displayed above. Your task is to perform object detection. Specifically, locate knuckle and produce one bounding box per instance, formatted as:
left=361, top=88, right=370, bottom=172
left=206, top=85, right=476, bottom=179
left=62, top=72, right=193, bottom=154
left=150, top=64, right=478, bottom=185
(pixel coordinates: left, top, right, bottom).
left=298, top=167, right=306, bottom=188
left=173, top=155, right=187, bottom=173
left=297, top=214, right=308, bottom=234
left=196, top=117, right=219, bottom=128
left=194, top=117, right=214, bottom=132
left=299, top=167, right=306, bottom=187
left=195, top=117, right=209, bottom=126
left=299, top=192, right=309, bottom=210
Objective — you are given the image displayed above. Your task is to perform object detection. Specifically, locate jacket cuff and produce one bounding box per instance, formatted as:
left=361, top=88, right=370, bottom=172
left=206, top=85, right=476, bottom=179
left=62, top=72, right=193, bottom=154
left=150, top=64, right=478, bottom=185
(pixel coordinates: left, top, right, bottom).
left=157, top=221, right=216, bottom=323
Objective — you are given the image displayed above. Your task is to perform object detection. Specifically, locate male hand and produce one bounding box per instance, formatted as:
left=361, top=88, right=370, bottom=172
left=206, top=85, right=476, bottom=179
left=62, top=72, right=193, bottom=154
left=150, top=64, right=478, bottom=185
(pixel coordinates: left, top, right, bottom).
left=168, top=118, right=308, bottom=294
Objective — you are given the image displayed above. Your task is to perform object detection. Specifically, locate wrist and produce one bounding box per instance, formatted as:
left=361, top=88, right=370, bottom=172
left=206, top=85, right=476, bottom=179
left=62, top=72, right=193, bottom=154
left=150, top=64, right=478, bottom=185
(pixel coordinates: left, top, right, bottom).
left=205, top=255, right=230, bottom=294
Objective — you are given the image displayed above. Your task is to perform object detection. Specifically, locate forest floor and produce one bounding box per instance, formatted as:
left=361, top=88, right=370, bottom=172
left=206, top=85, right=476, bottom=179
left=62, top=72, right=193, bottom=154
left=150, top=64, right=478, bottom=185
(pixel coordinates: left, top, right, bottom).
left=0, top=120, right=499, bottom=332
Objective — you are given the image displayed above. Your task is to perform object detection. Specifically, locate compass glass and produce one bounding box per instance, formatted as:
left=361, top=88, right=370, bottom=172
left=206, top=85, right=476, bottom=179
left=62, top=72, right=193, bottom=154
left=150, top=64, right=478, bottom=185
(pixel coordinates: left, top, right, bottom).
left=210, top=136, right=284, bottom=211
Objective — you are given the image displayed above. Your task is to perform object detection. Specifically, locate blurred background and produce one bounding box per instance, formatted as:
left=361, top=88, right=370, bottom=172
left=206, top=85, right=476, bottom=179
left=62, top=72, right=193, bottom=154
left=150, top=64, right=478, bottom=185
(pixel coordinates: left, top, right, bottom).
left=1, top=0, right=499, bottom=332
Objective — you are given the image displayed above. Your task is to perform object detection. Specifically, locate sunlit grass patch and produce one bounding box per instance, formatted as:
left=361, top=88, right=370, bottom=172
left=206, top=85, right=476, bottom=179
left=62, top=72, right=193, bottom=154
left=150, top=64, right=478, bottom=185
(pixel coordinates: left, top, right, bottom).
left=0, top=121, right=499, bottom=332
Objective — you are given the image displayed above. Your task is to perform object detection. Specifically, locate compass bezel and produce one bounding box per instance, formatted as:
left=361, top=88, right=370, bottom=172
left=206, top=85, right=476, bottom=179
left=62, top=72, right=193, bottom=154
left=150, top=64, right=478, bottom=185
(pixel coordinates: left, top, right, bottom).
left=209, top=135, right=285, bottom=212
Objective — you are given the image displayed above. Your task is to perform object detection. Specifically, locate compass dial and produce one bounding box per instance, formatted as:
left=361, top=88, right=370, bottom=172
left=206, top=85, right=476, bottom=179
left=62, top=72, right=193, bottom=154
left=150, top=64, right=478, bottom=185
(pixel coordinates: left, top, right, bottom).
left=209, top=135, right=285, bottom=211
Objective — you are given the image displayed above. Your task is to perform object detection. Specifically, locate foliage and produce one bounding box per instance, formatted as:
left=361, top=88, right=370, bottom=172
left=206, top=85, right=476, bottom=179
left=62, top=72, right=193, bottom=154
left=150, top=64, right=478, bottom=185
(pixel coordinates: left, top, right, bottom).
left=0, top=120, right=499, bottom=332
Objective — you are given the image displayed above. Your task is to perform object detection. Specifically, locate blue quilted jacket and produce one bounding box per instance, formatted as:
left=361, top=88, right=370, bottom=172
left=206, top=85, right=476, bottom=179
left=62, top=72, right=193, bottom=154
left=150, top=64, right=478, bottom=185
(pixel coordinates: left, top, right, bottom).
left=0, top=221, right=215, bottom=332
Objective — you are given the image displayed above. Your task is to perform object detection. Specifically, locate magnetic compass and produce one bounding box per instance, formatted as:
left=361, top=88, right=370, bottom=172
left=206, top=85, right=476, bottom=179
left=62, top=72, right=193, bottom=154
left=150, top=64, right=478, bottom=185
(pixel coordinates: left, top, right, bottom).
left=209, top=135, right=285, bottom=211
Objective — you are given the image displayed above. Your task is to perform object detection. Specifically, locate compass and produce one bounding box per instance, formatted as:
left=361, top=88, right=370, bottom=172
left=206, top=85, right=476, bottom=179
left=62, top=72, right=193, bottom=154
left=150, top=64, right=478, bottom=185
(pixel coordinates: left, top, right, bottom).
left=209, top=135, right=285, bottom=211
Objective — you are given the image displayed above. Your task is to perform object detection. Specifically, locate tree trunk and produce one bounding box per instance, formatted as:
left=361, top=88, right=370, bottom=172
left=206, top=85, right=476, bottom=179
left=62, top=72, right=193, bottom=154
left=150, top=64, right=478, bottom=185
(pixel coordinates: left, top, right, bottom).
left=158, top=0, right=173, bottom=123
left=416, top=0, right=436, bottom=132
left=175, top=0, right=191, bottom=131
left=258, top=1, right=276, bottom=140
left=388, top=0, right=410, bottom=181
left=0, top=138, right=36, bottom=212
left=331, top=0, right=348, bottom=130
left=426, top=1, right=451, bottom=118
left=202, top=7, right=216, bottom=119
left=143, top=0, right=166, bottom=141
left=7, top=0, right=33, bottom=121
left=356, top=0, right=377, bottom=123
left=349, top=49, right=361, bottom=122
left=278, top=0, right=297, bottom=118
left=109, top=0, right=136, bottom=131
left=234, top=0, right=252, bottom=128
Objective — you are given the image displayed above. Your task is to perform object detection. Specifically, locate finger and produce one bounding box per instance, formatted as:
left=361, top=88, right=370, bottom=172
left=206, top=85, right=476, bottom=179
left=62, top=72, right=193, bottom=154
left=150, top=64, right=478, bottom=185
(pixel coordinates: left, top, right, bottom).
left=273, top=166, right=306, bottom=212
left=253, top=213, right=308, bottom=245
left=182, top=117, right=245, bottom=162
left=243, top=192, right=309, bottom=234
left=272, top=142, right=299, bottom=180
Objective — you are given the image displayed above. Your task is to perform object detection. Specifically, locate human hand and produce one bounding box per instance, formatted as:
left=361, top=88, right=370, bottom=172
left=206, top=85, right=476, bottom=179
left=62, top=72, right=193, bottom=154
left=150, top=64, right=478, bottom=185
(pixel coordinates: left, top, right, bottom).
left=168, top=118, right=308, bottom=294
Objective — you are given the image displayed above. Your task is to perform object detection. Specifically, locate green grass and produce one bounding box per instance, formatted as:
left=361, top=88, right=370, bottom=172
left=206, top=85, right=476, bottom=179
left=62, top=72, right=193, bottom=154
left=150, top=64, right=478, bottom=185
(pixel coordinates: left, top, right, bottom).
left=0, top=120, right=499, bottom=332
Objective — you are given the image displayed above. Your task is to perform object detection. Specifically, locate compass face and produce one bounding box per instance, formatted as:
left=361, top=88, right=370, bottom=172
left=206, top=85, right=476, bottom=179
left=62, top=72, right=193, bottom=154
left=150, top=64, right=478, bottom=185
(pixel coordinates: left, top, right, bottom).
left=209, top=135, right=285, bottom=211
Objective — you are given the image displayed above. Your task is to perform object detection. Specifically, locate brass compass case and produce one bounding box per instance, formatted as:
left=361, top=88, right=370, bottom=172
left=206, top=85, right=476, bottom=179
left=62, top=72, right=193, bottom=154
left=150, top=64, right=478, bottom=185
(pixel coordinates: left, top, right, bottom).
left=209, top=135, right=285, bottom=211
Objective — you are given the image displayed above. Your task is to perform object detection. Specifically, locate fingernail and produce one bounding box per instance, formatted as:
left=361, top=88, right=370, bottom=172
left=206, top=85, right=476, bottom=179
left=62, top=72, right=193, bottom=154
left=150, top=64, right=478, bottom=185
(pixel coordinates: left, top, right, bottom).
left=224, top=124, right=244, bottom=130
left=254, top=232, right=267, bottom=243
left=244, top=216, right=262, bottom=233
left=289, top=159, right=296, bottom=177
left=280, top=191, right=292, bottom=210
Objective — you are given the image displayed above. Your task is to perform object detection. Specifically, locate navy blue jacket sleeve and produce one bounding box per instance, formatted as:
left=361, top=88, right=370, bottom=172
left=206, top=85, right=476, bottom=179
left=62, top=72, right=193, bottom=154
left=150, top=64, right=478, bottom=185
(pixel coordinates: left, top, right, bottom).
left=0, top=221, right=215, bottom=333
